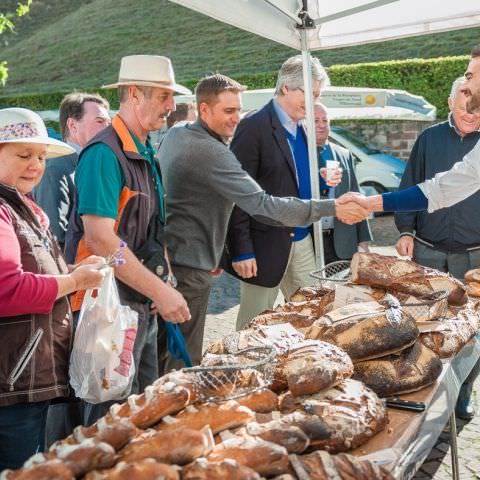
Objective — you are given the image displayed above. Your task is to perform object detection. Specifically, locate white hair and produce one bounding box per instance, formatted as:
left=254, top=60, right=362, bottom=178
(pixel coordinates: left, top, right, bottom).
left=274, top=54, right=330, bottom=96
left=449, top=76, right=466, bottom=100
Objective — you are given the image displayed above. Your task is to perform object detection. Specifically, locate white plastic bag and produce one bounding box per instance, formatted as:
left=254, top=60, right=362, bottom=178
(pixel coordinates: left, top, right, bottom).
left=69, top=267, right=138, bottom=404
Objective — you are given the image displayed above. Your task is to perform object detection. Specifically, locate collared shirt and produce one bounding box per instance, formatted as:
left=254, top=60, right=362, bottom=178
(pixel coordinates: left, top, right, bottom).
left=76, top=127, right=164, bottom=221
left=272, top=99, right=311, bottom=241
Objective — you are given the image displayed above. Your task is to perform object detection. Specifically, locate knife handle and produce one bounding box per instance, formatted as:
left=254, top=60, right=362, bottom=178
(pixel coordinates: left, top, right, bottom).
left=385, top=398, right=426, bottom=412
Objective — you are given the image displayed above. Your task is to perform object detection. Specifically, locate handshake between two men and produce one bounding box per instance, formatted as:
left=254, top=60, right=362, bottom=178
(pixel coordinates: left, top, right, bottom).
left=334, top=192, right=384, bottom=225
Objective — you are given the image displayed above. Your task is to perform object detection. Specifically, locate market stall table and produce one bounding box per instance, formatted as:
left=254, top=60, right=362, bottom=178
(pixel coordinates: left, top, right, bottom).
left=354, top=335, right=480, bottom=480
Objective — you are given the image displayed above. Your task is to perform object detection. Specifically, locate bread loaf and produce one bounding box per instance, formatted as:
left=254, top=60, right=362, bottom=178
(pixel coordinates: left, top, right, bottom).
left=279, top=379, right=387, bottom=453
left=110, top=380, right=192, bottom=429
left=154, top=400, right=254, bottom=434
left=182, top=458, right=261, bottom=479
left=208, top=436, right=290, bottom=477
left=353, top=341, right=442, bottom=396
left=244, top=410, right=331, bottom=454
left=24, top=439, right=116, bottom=478
left=118, top=427, right=214, bottom=465
left=466, top=282, right=480, bottom=297
left=72, top=414, right=137, bottom=450
left=274, top=299, right=334, bottom=318
left=351, top=253, right=468, bottom=306
left=290, top=451, right=394, bottom=480
left=236, top=388, right=279, bottom=413
left=0, top=461, right=73, bottom=480
left=84, top=460, right=179, bottom=480
left=249, top=311, right=317, bottom=333
left=285, top=340, right=353, bottom=396
left=289, top=285, right=335, bottom=303
left=419, top=309, right=479, bottom=358
left=465, top=268, right=480, bottom=283
left=305, top=299, right=419, bottom=362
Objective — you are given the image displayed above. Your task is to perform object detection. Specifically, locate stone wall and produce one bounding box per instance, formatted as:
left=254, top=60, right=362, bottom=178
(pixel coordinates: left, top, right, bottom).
left=333, top=119, right=437, bottom=161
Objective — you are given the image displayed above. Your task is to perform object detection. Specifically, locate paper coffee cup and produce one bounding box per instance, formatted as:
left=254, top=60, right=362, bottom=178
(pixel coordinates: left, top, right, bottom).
left=326, top=160, right=340, bottom=181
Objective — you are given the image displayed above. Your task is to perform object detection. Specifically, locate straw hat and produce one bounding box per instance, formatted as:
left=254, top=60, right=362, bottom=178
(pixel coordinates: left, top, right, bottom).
left=0, top=108, right=75, bottom=159
left=102, top=55, right=191, bottom=94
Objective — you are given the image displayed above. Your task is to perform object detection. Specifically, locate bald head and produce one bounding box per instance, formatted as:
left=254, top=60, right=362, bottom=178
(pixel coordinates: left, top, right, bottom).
left=314, top=102, right=330, bottom=146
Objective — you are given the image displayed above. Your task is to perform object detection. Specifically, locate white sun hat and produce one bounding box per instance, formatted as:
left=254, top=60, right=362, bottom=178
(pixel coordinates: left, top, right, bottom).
left=0, top=108, right=75, bottom=159
left=102, top=54, right=191, bottom=95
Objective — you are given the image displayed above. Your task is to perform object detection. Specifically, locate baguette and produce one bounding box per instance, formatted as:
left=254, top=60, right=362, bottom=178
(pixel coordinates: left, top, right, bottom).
left=84, top=460, right=179, bottom=480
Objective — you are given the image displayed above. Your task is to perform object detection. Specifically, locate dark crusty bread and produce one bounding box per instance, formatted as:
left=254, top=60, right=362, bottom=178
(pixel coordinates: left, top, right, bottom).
left=351, top=252, right=468, bottom=306
left=182, top=458, right=261, bottom=480
left=353, top=341, right=442, bottom=396
left=279, top=379, right=387, bottom=453
left=419, top=308, right=479, bottom=359
left=305, top=300, right=419, bottom=362
left=290, top=450, right=394, bottom=480
left=285, top=340, right=353, bottom=396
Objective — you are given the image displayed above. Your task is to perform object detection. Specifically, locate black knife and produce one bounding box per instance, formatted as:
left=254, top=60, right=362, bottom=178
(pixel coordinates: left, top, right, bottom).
left=385, top=397, right=426, bottom=412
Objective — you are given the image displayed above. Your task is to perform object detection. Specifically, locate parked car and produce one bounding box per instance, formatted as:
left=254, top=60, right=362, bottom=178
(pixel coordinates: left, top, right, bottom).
left=329, top=126, right=406, bottom=195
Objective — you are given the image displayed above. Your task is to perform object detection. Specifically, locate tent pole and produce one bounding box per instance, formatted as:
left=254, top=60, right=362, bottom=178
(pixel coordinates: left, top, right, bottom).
left=300, top=29, right=325, bottom=270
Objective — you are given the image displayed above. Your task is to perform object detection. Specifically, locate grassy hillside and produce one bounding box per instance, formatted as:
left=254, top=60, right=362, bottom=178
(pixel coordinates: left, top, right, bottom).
left=1, top=0, right=479, bottom=96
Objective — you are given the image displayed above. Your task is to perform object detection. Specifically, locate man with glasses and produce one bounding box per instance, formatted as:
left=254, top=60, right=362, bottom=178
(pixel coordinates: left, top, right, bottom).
left=224, top=55, right=342, bottom=329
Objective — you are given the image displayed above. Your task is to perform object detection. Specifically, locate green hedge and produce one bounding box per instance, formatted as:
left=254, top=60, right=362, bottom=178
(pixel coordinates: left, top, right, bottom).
left=0, top=55, right=469, bottom=119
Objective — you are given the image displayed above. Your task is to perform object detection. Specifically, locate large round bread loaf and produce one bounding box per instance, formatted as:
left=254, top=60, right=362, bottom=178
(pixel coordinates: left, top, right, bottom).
left=279, top=379, right=387, bottom=453
left=351, top=252, right=468, bottom=306
left=353, top=341, right=442, bottom=396
left=305, top=300, right=419, bottom=362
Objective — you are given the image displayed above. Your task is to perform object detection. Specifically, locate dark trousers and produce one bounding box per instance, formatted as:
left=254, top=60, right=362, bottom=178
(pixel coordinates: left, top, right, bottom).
left=158, top=265, right=213, bottom=374
left=0, top=401, right=50, bottom=470
left=83, top=301, right=159, bottom=426
left=323, top=230, right=340, bottom=265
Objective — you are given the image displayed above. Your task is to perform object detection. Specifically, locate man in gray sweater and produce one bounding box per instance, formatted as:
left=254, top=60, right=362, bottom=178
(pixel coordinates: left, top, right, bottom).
left=158, top=74, right=368, bottom=372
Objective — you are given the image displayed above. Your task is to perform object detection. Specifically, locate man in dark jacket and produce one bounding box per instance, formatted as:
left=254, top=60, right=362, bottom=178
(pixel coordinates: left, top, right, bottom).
left=33, top=92, right=110, bottom=249
left=224, top=56, right=344, bottom=329
left=395, top=76, right=480, bottom=419
left=314, top=103, right=372, bottom=264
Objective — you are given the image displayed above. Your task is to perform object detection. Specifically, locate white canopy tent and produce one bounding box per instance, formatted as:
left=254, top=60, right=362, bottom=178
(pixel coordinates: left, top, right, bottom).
left=169, top=0, right=480, bottom=268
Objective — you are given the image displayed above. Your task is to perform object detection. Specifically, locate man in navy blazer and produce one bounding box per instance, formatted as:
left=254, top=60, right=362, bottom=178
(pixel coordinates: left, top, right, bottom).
left=224, top=56, right=346, bottom=329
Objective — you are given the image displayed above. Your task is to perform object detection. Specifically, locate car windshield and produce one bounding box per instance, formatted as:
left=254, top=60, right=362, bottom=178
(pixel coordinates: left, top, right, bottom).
left=333, top=128, right=381, bottom=154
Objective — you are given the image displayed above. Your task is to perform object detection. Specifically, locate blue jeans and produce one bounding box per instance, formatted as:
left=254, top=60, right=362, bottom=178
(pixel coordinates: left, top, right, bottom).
left=0, top=400, right=50, bottom=470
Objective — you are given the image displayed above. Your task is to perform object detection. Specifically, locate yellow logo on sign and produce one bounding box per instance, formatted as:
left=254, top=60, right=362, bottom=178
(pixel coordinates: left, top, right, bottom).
left=364, top=94, right=377, bottom=106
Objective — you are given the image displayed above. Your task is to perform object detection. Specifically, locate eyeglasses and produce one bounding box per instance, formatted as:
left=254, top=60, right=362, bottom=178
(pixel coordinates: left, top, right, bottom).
left=297, top=87, right=321, bottom=99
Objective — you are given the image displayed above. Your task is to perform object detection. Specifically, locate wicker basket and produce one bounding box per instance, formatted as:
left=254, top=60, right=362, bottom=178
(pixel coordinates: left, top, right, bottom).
left=182, top=345, right=276, bottom=403
left=309, top=260, right=351, bottom=285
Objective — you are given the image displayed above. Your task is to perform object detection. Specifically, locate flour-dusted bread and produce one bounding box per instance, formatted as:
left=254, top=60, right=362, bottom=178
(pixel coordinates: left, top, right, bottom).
left=182, top=458, right=261, bottom=480
left=289, top=285, right=335, bottom=303
left=465, top=268, right=480, bottom=283
left=274, top=299, right=334, bottom=318
left=118, top=427, right=214, bottom=465
left=351, top=253, right=468, bottom=306
left=289, top=451, right=394, bottom=480
left=154, top=401, right=254, bottom=435
left=305, top=298, right=418, bottom=362
left=236, top=388, right=279, bottom=413
left=279, top=379, right=387, bottom=453
left=285, top=340, right=353, bottom=396
left=249, top=311, right=317, bottom=333
left=84, top=460, right=180, bottom=480
left=207, top=436, right=290, bottom=477
left=245, top=410, right=331, bottom=454
left=353, top=341, right=442, bottom=396
left=419, top=308, right=479, bottom=358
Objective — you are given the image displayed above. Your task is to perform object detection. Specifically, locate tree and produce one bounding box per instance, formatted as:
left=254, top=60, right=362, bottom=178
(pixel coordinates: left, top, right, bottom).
left=1, top=1, right=32, bottom=86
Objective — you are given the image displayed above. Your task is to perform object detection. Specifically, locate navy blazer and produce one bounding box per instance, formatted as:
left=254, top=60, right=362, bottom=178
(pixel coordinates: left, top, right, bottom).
left=223, top=101, right=371, bottom=287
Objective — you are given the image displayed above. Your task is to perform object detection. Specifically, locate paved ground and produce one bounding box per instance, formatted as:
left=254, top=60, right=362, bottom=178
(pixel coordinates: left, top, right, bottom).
left=204, top=215, right=480, bottom=480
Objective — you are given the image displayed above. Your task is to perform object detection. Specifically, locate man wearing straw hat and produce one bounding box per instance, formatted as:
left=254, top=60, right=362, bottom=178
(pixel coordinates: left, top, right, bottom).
left=65, top=55, right=191, bottom=425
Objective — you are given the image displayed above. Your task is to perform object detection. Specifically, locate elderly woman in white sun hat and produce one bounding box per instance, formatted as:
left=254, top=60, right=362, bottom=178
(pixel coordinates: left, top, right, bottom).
left=0, top=108, right=105, bottom=470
